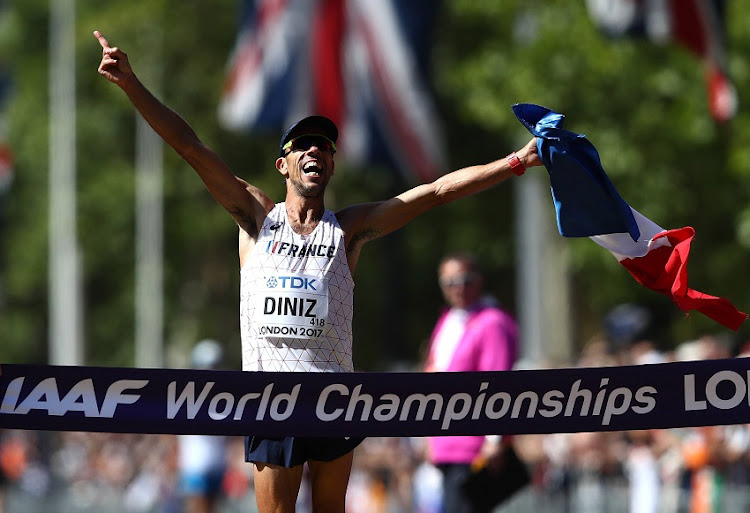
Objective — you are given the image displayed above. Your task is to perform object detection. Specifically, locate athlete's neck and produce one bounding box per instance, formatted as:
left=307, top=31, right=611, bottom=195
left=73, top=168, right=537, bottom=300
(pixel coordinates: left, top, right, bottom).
left=285, top=199, right=325, bottom=235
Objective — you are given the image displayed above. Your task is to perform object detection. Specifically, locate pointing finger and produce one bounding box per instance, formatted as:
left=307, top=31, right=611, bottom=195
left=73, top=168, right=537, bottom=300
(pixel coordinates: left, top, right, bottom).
left=93, top=30, right=110, bottom=50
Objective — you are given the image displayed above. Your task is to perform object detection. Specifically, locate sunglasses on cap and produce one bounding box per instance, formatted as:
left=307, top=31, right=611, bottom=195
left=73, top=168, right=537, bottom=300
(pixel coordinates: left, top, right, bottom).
left=282, top=135, right=337, bottom=155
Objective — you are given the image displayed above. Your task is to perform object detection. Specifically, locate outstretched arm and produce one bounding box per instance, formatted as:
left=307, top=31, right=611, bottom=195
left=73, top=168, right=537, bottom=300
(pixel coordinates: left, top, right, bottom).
left=93, top=30, right=272, bottom=232
left=341, top=137, right=542, bottom=250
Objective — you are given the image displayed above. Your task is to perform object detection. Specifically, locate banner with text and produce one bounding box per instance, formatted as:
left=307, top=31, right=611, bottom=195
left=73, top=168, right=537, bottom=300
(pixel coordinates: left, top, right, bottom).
left=2, top=359, right=750, bottom=436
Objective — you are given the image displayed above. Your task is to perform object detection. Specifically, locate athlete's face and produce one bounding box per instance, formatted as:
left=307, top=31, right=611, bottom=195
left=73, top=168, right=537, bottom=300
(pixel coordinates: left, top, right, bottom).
left=276, top=135, right=336, bottom=198
left=438, top=259, right=483, bottom=310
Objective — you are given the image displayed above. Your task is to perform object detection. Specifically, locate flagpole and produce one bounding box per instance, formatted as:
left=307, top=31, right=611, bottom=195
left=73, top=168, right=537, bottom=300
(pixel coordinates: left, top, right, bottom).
left=134, top=26, right=164, bottom=368
left=515, top=174, right=543, bottom=366
left=48, top=0, right=83, bottom=365
left=515, top=172, right=572, bottom=367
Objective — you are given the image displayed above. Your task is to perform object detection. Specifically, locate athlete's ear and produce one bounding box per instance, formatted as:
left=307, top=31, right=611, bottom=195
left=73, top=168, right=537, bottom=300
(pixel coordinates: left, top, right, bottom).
left=276, top=156, right=289, bottom=179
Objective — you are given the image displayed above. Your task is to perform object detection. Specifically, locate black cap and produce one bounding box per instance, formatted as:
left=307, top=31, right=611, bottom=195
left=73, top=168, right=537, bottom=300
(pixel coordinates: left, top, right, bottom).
left=279, top=115, right=338, bottom=157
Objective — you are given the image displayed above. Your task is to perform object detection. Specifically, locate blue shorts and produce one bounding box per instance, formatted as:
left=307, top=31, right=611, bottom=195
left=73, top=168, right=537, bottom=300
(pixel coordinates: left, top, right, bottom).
left=179, top=469, right=225, bottom=497
left=245, top=436, right=364, bottom=468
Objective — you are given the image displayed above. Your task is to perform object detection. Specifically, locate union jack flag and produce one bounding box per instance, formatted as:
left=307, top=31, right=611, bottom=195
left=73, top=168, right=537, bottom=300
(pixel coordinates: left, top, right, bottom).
left=218, top=0, right=446, bottom=184
left=586, top=0, right=737, bottom=123
left=0, top=0, right=11, bottom=192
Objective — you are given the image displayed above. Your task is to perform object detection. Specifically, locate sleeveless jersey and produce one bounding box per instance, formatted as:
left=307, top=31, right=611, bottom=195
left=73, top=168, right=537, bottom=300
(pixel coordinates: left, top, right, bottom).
left=240, top=203, right=355, bottom=372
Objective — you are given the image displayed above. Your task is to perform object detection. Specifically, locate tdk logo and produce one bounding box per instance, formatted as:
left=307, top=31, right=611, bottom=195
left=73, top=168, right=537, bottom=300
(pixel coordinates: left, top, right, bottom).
left=266, top=276, right=318, bottom=291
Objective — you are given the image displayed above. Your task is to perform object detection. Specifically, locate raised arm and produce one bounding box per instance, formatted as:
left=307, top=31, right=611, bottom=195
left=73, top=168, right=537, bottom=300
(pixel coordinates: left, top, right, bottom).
left=339, top=138, right=542, bottom=267
left=93, top=31, right=272, bottom=232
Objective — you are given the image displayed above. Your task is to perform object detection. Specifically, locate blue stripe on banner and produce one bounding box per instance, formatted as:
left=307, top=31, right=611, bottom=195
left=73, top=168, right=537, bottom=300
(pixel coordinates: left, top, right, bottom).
left=1, top=359, right=750, bottom=436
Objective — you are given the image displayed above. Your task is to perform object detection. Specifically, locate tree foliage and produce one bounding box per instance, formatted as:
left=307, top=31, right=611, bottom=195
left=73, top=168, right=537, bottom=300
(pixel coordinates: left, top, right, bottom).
left=1, top=1, right=748, bottom=369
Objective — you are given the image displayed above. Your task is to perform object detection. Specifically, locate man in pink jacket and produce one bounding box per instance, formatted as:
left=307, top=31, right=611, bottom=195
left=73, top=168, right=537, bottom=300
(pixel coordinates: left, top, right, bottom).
left=424, top=252, right=518, bottom=513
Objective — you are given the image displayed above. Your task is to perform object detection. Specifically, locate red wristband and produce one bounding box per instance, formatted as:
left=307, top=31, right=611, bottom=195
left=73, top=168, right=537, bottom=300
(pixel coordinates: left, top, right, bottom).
left=506, top=152, right=525, bottom=176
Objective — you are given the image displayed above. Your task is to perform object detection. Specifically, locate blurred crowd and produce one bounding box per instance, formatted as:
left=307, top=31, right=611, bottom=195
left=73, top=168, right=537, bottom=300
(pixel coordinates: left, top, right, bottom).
left=2, top=319, right=750, bottom=513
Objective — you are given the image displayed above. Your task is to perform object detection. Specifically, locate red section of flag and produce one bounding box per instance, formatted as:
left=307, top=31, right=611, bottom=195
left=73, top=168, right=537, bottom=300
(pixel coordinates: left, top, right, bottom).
left=312, top=0, right=345, bottom=127
left=669, top=0, right=709, bottom=56
left=0, top=141, right=13, bottom=191
left=619, top=227, right=747, bottom=331
left=706, top=64, right=737, bottom=123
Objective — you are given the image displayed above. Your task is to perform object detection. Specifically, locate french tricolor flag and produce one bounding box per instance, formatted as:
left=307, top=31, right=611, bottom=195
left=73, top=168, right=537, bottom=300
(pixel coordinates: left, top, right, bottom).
left=514, top=103, right=747, bottom=331
left=591, top=210, right=747, bottom=331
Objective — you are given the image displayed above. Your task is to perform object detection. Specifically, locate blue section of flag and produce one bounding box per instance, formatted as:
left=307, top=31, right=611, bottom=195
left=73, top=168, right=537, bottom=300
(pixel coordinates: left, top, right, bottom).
left=0, top=71, right=9, bottom=110
left=392, top=0, right=440, bottom=77
left=513, top=103, right=640, bottom=241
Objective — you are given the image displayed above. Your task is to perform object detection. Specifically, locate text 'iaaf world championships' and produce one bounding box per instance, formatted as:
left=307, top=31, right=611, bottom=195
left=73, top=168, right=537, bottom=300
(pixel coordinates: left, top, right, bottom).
left=3, top=366, right=750, bottom=435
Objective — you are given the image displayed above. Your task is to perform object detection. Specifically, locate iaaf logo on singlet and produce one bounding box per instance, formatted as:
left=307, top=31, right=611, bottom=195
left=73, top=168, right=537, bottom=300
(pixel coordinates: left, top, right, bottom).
left=266, top=276, right=318, bottom=290
left=265, top=240, right=336, bottom=258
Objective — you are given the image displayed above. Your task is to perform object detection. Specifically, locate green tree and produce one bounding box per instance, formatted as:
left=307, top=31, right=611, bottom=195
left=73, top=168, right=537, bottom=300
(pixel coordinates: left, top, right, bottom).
left=1, top=1, right=748, bottom=369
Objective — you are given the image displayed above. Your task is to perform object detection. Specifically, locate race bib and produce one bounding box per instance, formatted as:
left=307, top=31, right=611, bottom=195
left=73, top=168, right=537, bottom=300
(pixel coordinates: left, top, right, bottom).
left=255, top=274, right=328, bottom=339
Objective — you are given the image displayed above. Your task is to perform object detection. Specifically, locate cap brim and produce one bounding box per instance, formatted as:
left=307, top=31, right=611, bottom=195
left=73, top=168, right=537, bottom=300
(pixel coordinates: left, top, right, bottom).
left=280, top=115, right=338, bottom=155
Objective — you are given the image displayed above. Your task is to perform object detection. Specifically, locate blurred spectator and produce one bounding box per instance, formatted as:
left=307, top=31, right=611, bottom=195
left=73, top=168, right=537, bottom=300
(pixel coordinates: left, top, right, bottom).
left=0, top=429, right=13, bottom=513
left=411, top=439, right=444, bottom=513
left=177, top=339, right=230, bottom=513
left=603, top=303, right=651, bottom=352
left=221, top=437, right=253, bottom=502
left=625, top=430, right=663, bottom=513
left=0, top=430, right=28, bottom=485
left=423, top=252, right=523, bottom=513
left=577, top=333, right=621, bottom=368
left=0, top=429, right=49, bottom=501
left=349, top=437, right=420, bottom=513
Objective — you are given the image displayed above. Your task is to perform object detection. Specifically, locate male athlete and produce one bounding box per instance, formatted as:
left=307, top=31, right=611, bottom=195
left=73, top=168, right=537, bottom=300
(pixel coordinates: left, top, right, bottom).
left=94, top=30, right=542, bottom=513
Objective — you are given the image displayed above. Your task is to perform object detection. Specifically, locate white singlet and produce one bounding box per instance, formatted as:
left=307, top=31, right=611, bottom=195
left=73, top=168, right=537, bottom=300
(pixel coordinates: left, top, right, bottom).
left=240, top=203, right=355, bottom=372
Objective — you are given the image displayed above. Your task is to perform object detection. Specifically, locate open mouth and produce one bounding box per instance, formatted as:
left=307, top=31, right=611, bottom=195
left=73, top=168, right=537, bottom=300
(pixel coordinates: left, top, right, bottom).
left=302, top=161, right=323, bottom=177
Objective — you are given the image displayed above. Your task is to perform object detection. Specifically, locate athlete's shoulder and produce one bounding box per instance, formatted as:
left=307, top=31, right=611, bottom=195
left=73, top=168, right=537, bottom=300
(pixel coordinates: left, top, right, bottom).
left=334, top=202, right=384, bottom=238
